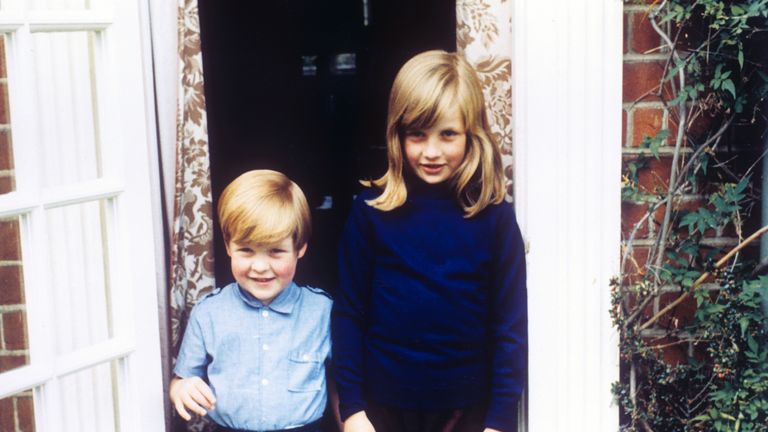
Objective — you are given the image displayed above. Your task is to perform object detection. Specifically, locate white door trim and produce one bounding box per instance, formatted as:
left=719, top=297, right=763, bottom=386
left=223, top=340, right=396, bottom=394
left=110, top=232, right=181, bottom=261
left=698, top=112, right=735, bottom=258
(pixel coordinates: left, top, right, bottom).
left=512, top=1, right=622, bottom=430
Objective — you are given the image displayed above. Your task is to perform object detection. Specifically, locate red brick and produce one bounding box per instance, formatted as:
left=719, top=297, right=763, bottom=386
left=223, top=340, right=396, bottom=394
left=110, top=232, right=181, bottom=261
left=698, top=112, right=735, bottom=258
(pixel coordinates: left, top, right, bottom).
left=623, top=12, right=629, bottom=54
left=0, top=130, right=12, bottom=171
left=631, top=107, right=664, bottom=147
left=0, top=82, right=8, bottom=124
left=630, top=12, right=662, bottom=54
left=0, top=175, right=14, bottom=194
left=3, top=311, right=28, bottom=350
left=0, top=396, right=14, bottom=431
left=17, top=395, right=35, bottom=432
left=636, top=156, right=673, bottom=193
left=622, top=201, right=650, bottom=240
left=0, top=265, right=23, bottom=304
left=0, top=218, right=21, bottom=261
left=623, top=246, right=650, bottom=282
left=657, top=291, right=697, bottom=329
left=644, top=335, right=688, bottom=366
left=0, top=354, right=27, bottom=373
left=622, top=109, right=627, bottom=146
left=0, top=36, right=6, bottom=79
left=623, top=61, right=669, bottom=103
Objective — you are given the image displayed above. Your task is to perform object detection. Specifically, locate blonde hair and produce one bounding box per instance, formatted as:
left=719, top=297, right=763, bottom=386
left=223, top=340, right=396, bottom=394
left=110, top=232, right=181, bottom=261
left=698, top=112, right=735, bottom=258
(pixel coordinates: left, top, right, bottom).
left=365, top=50, right=505, bottom=217
left=217, top=170, right=311, bottom=249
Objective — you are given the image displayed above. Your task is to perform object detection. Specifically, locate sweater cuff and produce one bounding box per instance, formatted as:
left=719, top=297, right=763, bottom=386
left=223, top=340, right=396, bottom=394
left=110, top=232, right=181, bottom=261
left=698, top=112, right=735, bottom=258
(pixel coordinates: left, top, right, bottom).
left=339, top=401, right=368, bottom=422
left=484, top=399, right=519, bottom=432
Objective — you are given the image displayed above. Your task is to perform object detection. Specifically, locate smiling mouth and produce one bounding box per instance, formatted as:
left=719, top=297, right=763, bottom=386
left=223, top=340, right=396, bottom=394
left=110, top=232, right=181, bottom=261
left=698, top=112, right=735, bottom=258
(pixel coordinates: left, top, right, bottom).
left=420, top=164, right=445, bottom=173
left=251, top=277, right=275, bottom=283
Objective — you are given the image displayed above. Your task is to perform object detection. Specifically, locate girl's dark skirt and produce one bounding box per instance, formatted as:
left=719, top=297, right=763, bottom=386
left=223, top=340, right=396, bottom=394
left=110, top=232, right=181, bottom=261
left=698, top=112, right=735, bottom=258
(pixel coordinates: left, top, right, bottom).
left=366, top=403, right=487, bottom=432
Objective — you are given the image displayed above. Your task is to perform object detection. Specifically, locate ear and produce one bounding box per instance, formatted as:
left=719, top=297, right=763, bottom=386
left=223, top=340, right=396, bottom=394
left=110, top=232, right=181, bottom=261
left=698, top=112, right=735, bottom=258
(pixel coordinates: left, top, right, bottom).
left=297, top=243, right=307, bottom=259
left=225, top=241, right=233, bottom=257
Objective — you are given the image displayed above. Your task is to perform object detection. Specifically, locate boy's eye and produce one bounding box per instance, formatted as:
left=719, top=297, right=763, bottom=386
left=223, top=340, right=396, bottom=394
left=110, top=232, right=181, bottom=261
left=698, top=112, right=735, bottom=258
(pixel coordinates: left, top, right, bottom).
left=270, top=248, right=287, bottom=254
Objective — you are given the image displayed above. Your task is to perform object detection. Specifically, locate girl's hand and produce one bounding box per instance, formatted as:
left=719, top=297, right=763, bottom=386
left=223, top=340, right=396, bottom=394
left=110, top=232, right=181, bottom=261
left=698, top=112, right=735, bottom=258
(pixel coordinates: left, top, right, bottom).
left=169, top=376, right=216, bottom=421
left=343, top=410, right=375, bottom=432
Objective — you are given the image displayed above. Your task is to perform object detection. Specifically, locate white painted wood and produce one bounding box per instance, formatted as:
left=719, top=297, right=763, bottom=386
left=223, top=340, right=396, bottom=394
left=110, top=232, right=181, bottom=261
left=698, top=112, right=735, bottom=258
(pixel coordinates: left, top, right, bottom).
left=511, top=0, right=622, bottom=430
left=0, top=0, right=166, bottom=430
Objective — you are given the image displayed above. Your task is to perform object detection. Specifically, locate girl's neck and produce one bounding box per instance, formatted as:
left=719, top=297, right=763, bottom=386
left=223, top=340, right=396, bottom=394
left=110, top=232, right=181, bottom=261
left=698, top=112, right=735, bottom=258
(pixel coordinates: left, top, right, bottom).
left=404, top=170, right=454, bottom=199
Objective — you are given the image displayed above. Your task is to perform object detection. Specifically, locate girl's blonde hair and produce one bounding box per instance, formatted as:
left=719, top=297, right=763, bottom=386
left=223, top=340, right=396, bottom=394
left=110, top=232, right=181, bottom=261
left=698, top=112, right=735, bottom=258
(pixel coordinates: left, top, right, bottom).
left=364, top=50, right=506, bottom=217
left=218, top=170, right=311, bottom=249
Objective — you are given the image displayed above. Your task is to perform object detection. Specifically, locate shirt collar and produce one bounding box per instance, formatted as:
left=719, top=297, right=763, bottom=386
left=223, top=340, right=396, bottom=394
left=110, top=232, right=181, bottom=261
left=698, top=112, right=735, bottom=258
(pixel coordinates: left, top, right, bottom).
left=234, top=281, right=299, bottom=315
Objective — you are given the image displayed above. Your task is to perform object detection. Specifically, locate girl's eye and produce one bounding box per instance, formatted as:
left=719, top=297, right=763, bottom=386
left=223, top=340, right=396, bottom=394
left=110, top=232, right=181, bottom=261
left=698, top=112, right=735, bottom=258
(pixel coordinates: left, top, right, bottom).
left=441, top=130, right=460, bottom=138
left=405, top=130, right=426, bottom=139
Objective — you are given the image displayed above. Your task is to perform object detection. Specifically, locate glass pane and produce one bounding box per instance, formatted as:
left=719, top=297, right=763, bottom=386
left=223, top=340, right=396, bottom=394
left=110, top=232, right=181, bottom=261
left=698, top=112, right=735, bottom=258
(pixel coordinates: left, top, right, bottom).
left=0, top=215, right=30, bottom=374
left=57, top=361, right=118, bottom=432
left=46, top=200, right=112, bottom=355
left=32, top=31, right=102, bottom=188
left=0, top=389, right=36, bottom=432
left=29, top=0, right=105, bottom=10
left=0, top=34, right=15, bottom=195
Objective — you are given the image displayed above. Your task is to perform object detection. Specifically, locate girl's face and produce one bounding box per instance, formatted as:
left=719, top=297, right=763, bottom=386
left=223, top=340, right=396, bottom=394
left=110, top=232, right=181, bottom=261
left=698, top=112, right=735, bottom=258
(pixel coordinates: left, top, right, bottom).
left=403, top=109, right=467, bottom=185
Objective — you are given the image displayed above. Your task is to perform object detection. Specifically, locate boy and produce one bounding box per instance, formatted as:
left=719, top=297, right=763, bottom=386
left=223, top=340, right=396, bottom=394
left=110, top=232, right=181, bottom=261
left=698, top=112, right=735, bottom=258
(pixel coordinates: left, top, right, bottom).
left=170, top=170, right=333, bottom=432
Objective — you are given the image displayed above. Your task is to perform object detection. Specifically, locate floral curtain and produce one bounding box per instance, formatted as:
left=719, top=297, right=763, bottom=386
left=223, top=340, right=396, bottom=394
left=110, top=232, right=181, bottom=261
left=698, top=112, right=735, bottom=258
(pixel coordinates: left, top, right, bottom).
left=457, top=0, right=515, bottom=197
left=169, top=0, right=215, bottom=430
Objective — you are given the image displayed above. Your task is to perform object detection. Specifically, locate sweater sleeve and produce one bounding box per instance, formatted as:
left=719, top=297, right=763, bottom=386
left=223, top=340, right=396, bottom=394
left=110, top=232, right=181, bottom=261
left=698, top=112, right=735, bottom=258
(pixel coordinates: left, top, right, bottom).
left=332, top=195, right=375, bottom=420
left=485, top=204, right=528, bottom=432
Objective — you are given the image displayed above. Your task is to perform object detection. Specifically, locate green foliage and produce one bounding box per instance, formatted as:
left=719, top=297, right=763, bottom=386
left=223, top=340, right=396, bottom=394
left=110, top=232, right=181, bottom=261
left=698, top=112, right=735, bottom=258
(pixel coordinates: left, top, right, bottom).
left=616, top=0, right=768, bottom=430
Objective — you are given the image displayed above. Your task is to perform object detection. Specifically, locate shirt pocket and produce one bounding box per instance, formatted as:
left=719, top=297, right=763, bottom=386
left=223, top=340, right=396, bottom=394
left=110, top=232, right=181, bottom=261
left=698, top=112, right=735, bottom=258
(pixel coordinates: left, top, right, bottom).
left=287, top=351, right=324, bottom=392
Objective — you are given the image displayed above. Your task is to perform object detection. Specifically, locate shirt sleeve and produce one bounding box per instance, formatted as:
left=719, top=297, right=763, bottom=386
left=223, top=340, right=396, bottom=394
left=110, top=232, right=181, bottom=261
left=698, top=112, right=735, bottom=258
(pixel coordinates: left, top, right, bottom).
left=332, top=195, right=375, bottom=420
left=485, top=204, right=528, bottom=432
left=173, top=306, right=210, bottom=379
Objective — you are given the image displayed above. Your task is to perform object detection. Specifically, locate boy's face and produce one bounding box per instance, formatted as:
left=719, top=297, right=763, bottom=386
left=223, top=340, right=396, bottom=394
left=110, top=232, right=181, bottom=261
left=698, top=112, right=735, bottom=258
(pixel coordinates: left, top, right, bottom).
left=226, top=236, right=306, bottom=305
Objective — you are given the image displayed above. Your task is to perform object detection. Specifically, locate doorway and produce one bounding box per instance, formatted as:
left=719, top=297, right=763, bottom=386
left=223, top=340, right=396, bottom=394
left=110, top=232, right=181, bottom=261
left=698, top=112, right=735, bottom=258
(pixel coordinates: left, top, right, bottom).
left=199, top=0, right=456, bottom=292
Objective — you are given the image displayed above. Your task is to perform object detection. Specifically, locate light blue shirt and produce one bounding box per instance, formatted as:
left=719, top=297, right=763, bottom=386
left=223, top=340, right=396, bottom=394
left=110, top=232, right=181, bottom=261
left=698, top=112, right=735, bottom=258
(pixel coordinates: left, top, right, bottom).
left=174, top=282, right=332, bottom=430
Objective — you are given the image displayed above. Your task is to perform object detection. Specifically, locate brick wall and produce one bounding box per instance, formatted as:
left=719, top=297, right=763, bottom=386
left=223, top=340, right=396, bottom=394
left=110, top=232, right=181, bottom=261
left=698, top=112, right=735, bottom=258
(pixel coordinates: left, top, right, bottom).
left=621, top=0, right=761, bottom=419
left=0, top=35, right=36, bottom=432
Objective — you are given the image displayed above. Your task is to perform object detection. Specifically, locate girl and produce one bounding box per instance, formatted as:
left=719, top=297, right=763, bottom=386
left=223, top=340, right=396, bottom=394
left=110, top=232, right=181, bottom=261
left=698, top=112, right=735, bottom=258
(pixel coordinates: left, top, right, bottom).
left=332, top=50, right=527, bottom=432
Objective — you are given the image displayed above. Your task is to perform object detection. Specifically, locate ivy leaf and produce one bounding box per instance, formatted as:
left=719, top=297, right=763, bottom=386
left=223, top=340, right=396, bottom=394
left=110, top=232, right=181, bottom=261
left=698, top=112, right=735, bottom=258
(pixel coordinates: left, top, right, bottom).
left=722, top=79, right=736, bottom=98
left=738, top=48, right=744, bottom=69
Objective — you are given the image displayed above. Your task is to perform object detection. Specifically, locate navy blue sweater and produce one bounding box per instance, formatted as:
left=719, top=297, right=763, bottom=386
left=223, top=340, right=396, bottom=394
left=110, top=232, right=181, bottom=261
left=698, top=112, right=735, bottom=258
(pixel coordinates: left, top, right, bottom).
left=332, top=180, right=528, bottom=431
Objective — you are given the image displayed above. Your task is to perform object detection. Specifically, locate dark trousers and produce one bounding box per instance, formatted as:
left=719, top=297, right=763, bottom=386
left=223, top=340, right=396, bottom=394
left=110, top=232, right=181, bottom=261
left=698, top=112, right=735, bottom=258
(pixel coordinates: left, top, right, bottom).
left=366, top=403, right=487, bottom=432
left=214, top=417, right=323, bottom=432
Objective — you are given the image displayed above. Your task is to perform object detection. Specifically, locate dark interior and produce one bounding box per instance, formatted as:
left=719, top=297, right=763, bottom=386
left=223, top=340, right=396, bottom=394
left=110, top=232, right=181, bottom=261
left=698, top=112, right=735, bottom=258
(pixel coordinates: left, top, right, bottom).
left=199, top=0, right=456, bottom=295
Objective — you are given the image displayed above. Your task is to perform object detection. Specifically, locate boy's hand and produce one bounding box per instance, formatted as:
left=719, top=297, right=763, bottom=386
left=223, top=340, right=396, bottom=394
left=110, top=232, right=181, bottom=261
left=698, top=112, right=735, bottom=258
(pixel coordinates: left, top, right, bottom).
left=343, top=410, right=375, bottom=432
left=169, top=376, right=216, bottom=421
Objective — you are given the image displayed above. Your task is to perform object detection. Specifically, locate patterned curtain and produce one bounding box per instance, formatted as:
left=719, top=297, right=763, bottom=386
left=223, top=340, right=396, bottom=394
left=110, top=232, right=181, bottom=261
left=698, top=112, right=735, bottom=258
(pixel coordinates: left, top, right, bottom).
left=456, top=0, right=515, bottom=197
left=170, top=0, right=216, bottom=430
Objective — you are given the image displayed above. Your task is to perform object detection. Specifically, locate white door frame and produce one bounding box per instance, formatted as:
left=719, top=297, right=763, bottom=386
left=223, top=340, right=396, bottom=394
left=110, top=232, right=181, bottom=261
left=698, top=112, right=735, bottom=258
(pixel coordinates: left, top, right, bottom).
left=512, top=0, right=622, bottom=430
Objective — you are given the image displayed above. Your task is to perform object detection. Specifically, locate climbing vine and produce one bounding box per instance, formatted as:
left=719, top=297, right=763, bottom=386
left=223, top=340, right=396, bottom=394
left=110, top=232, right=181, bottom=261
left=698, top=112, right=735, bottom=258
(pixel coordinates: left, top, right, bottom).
left=615, top=1, right=768, bottom=431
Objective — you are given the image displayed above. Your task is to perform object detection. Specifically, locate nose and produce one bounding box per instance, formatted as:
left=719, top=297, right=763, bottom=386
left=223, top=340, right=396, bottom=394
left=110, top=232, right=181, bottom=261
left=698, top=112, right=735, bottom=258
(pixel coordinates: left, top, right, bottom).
left=423, top=136, right=441, bottom=159
left=250, top=256, right=269, bottom=273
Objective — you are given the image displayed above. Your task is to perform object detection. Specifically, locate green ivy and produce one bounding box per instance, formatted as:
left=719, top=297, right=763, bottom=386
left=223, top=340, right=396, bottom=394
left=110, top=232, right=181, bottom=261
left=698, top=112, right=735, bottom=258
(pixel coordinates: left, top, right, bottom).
left=616, top=1, right=768, bottom=430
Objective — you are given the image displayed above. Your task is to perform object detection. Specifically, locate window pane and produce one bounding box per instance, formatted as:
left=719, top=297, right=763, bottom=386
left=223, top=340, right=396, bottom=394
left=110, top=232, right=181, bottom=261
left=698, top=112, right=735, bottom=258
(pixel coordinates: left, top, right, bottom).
left=46, top=201, right=112, bottom=355
left=0, top=215, right=29, bottom=374
left=57, top=361, right=118, bottom=432
left=32, top=31, right=102, bottom=188
left=0, top=389, right=36, bottom=432
left=0, top=34, right=15, bottom=195
left=29, top=0, right=105, bottom=10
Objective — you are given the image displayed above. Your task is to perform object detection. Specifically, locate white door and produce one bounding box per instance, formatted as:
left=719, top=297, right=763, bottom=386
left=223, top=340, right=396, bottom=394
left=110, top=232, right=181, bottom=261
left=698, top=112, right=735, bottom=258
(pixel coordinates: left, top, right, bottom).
left=0, top=0, right=165, bottom=430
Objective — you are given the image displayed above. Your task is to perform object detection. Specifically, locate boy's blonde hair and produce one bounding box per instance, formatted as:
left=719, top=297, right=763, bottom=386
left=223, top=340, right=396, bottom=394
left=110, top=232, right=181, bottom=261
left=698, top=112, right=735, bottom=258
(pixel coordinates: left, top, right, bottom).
left=365, top=50, right=505, bottom=217
left=217, top=170, right=311, bottom=249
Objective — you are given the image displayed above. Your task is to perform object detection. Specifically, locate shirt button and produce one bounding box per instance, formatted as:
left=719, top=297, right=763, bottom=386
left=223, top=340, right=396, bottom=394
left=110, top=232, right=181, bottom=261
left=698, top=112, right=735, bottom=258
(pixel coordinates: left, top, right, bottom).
left=262, top=343, right=269, bottom=351
left=302, top=354, right=310, bottom=361
left=261, top=378, right=269, bottom=386
left=261, top=310, right=269, bottom=317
